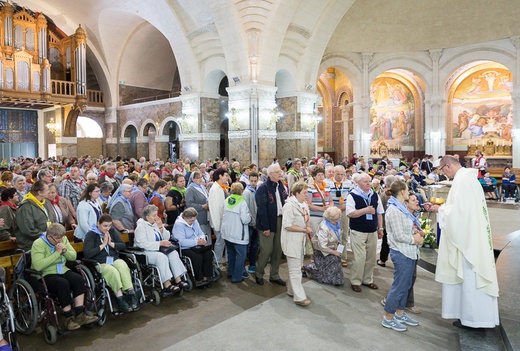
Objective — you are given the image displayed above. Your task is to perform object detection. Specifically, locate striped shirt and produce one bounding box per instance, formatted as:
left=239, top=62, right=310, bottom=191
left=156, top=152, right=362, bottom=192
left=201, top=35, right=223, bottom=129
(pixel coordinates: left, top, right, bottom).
left=308, top=183, right=331, bottom=217
left=325, top=177, right=354, bottom=206
left=385, top=206, right=420, bottom=260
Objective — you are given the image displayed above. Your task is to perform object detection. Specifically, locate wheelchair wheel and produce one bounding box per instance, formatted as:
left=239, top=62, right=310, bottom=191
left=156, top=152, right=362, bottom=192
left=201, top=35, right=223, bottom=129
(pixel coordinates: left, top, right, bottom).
left=8, top=280, right=38, bottom=335
left=44, top=322, right=57, bottom=345
left=97, top=308, right=107, bottom=326
left=79, top=264, right=97, bottom=311
left=151, top=290, right=160, bottom=306
left=184, top=277, right=193, bottom=292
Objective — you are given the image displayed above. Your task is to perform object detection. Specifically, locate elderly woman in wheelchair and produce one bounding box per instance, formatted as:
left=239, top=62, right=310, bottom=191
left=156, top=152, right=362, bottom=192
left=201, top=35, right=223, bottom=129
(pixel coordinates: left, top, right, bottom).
left=83, top=214, right=139, bottom=313
left=31, top=223, right=98, bottom=331
left=134, top=205, right=188, bottom=294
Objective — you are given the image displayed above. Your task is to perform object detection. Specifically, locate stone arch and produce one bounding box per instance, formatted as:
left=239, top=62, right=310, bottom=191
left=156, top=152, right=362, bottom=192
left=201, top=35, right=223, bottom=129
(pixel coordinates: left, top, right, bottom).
left=369, top=55, right=431, bottom=93
left=440, top=46, right=516, bottom=91
left=318, top=55, right=363, bottom=96
left=275, top=69, right=296, bottom=95
left=203, top=69, right=228, bottom=95
left=160, top=116, right=184, bottom=135
left=139, top=118, right=157, bottom=137
left=122, top=124, right=138, bottom=158
left=76, top=116, right=103, bottom=137
left=63, top=107, right=80, bottom=137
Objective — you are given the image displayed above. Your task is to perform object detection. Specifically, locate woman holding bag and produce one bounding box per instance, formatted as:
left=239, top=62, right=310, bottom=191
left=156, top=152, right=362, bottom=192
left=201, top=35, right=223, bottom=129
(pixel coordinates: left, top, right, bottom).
left=281, top=182, right=312, bottom=306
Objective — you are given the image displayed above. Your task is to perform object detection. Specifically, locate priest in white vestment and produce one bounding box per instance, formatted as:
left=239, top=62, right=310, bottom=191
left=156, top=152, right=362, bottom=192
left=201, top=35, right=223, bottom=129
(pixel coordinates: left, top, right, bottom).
left=424, top=155, right=499, bottom=328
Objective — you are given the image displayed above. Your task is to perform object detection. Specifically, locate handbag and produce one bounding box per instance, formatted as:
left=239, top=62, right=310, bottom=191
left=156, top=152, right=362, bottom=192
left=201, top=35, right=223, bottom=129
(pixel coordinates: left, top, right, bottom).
left=159, top=243, right=178, bottom=255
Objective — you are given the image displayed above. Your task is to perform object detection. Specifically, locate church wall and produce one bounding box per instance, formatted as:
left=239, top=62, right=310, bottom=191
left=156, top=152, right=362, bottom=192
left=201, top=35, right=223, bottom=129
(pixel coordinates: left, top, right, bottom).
left=117, top=100, right=182, bottom=159
left=119, top=84, right=172, bottom=106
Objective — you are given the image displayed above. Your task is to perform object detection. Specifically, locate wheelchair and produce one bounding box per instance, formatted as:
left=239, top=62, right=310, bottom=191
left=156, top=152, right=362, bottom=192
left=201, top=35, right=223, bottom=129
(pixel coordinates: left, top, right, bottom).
left=499, top=184, right=519, bottom=203
left=177, top=243, right=221, bottom=290
left=8, top=251, right=99, bottom=345
left=80, top=251, right=146, bottom=315
left=0, top=268, right=18, bottom=350
left=124, top=245, right=187, bottom=305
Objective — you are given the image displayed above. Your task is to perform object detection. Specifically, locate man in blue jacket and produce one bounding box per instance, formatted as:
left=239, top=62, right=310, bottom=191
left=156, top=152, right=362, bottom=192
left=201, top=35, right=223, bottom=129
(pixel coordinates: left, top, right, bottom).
left=254, top=164, right=287, bottom=285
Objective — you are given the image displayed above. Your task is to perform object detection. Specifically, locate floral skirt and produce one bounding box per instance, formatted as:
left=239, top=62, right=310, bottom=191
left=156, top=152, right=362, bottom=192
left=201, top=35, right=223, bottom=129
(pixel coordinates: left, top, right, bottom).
left=303, top=250, right=344, bottom=286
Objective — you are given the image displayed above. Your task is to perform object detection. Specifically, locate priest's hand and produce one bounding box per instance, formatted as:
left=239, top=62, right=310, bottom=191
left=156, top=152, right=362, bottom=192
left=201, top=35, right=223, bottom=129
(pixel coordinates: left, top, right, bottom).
left=423, top=202, right=439, bottom=212
left=413, top=233, right=424, bottom=246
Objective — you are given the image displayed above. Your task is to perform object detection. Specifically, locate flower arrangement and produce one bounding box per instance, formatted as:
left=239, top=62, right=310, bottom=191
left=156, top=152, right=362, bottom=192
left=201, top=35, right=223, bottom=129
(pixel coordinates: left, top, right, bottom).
left=419, top=217, right=437, bottom=249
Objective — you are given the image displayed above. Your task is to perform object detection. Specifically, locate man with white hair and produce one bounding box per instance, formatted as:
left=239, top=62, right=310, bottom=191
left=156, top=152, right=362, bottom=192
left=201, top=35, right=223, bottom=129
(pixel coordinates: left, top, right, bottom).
left=346, top=173, right=384, bottom=292
left=254, top=164, right=287, bottom=286
left=199, top=163, right=210, bottom=184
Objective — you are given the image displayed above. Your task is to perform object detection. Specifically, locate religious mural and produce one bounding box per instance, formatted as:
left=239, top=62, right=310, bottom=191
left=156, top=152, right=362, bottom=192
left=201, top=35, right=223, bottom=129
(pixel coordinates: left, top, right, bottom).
left=451, top=67, right=513, bottom=148
left=369, top=77, right=415, bottom=147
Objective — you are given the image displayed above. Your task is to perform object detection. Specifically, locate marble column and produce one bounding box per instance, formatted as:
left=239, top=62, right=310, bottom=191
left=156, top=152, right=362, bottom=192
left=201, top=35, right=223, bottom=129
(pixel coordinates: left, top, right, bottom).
left=276, top=93, right=318, bottom=163
left=179, top=93, right=203, bottom=162
left=227, top=84, right=278, bottom=167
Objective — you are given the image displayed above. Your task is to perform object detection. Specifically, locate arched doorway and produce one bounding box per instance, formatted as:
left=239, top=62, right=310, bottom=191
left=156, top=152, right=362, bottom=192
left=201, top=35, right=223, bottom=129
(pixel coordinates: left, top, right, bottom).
left=143, top=123, right=156, bottom=161
left=163, top=120, right=180, bottom=162
left=123, top=125, right=138, bottom=159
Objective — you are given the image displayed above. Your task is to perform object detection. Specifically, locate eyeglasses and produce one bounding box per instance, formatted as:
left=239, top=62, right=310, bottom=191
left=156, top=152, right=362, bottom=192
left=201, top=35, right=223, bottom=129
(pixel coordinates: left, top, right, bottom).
left=439, top=164, right=448, bottom=172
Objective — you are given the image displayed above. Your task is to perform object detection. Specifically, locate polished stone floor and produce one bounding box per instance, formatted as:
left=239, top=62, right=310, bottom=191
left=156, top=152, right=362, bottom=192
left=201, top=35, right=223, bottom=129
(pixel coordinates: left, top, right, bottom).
left=17, top=204, right=518, bottom=351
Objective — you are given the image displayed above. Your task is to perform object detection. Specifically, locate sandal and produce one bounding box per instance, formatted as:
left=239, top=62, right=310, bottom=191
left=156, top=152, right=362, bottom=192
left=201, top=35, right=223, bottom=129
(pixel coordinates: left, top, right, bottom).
left=351, top=284, right=362, bottom=292
left=362, top=282, right=379, bottom=290
left=177, top=281, right=189, bottom=290
left=377, top=260, right=386, bottom=267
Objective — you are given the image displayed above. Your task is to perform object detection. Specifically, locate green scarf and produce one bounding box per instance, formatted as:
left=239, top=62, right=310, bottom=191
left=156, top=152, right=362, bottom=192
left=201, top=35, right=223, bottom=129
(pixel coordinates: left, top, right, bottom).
left=226, top=194, right=244, bottom=209
left=170, top=186, right=186, bottom=196
left=287, top=169, right=302, bottom=177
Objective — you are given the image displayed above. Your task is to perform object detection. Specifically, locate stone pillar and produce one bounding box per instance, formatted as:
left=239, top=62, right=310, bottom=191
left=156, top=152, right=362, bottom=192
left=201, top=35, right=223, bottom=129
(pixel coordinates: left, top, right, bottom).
left=425, top=49, right=445, bottom=158
left=510, top=37, right=520, bottom=168
left=276, top=93, right=318, bottom=163
left=356, top=52, right=373, bottom=158
left=148, top=128, right=157, bottom=161
left=199, top=95, right=223, bottom=163
left=511, top=91, right=520, bottom=168
left=227, top=84, right=278, bottom=167
left=105, top=107, right=118, bottom=157
left=339, top=105, right=351, bottom=158
left=179, top=93, right=202, bottom=162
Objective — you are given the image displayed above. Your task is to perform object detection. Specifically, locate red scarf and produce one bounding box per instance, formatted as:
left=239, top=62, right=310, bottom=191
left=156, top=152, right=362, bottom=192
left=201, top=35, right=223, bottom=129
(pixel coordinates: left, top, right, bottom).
left=474, top=156, right=484, bottom=167
left=99, top=171, right=114, bottom=179
left=50, top=195, right=60, bottom=206
left=0, top=201, right=17, bottom=210
left=175, top=166, right=185, bottom=173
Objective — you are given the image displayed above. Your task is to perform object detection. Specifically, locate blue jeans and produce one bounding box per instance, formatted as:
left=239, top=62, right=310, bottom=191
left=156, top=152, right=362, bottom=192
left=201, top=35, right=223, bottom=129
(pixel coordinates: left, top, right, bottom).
left=225, top=240, right=248, bottom=282
left=247, top=227, right=259, bottom=267
left=384, top=249, right=416, bottom=314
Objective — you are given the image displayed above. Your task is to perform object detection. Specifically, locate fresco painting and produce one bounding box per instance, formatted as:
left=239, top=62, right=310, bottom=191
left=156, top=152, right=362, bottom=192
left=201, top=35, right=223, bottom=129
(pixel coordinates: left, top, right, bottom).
left=369, top=77, right=415, bottom=147
left=452, top=68, right=513, bottom=146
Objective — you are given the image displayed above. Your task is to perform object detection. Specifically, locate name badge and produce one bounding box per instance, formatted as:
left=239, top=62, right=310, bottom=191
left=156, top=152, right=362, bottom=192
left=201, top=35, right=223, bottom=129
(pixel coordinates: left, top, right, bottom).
left=366, top=214, right=373, bottom=220
left=106, top=256, right=114, bottom=265
left=56, top=263, right=64, bottom=274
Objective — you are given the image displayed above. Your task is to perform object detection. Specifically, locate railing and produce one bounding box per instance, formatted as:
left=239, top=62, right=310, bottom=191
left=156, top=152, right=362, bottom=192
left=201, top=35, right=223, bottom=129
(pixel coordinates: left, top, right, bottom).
left=87, top=89, right=104, bottom=104
left=51, top=79, right=75, bottom=96
left=130, top=92, right=179, bottom=104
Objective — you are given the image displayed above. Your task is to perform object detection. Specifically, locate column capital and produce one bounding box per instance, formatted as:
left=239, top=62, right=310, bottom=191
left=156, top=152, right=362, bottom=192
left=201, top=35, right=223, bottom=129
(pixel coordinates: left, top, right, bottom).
left=510, top=89, right=520, bottom=102
left=360, top=96, right=373, bottom=109
left=361, top=52, right=373, bottom=66
left=429, top=49, right=443, bottom=63
left=511, top=36, right=520, bottom=50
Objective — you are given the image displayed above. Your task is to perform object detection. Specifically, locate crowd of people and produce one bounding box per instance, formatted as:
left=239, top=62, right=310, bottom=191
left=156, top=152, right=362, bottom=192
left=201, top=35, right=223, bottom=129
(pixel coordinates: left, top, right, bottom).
left=0, top=150, right=500, bottom=344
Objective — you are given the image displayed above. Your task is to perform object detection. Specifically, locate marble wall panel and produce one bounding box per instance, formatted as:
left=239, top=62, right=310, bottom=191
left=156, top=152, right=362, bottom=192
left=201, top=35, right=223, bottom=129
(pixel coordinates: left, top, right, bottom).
left=201, top=98, right=222, bottom=132
left=199, top=140, right=220, bottom=163
left=229, top=138, right=251, bottom=165
left=258, top=138, right=276, bottom=168
left=180, top=141, right=199, bottom=162
left=77, top=138, right=103, bottom=158
left=277, top=96, right=298, bottom=133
